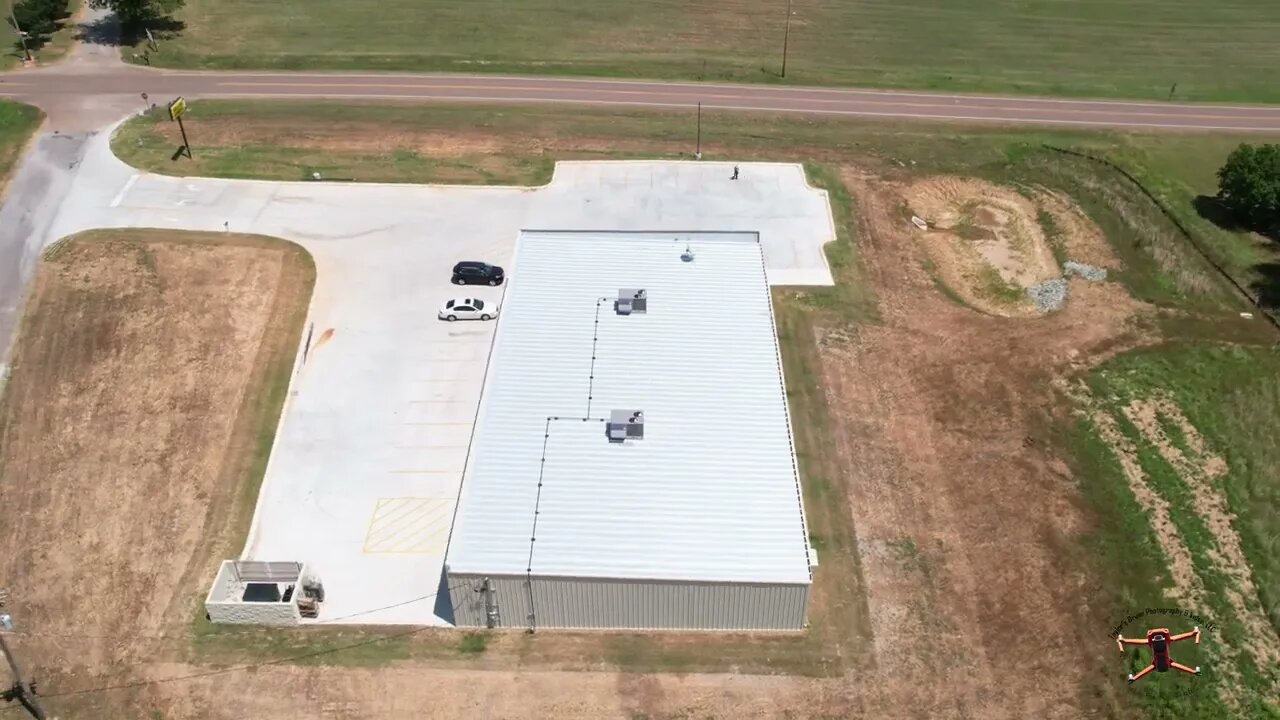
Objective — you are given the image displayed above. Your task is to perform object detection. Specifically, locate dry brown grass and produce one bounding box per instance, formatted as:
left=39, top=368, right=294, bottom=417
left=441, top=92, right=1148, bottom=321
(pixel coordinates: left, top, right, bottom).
left=0, top=229, right=313, bottom=677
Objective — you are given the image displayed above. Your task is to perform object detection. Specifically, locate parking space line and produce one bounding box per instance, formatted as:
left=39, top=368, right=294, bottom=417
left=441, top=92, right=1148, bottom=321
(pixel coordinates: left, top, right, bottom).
left=109, top=174, right=140, bottom=208
left=370, top=504, right=441, bottom=547
left=388, top=469, right=459, bottom=475
left=405, top=399, right=474, bottom=404
left=362, top=497, right=454, bottom=554
left=407, top=399, right=467, bottom=404
left=372, top=497, right=430, bottom=527
left=402, top=422, right=473, bottom=427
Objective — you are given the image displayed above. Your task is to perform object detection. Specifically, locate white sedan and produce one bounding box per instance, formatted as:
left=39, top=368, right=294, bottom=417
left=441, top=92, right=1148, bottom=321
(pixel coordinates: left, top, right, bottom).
left=438, top=297, right=499, bottom=321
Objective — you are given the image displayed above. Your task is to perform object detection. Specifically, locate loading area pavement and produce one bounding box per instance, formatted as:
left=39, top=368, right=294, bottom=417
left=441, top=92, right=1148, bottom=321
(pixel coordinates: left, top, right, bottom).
left=31, top=125, right=837, bottom=624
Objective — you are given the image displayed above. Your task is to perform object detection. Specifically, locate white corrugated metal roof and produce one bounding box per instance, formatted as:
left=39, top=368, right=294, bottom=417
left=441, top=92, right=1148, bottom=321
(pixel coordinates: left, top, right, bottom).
left=445, top=231, right=812, bottom=585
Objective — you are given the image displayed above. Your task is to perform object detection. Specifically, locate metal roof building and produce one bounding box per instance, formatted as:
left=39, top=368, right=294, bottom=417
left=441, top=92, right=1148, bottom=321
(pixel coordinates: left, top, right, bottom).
left=445, top=231, right=813, bottom=631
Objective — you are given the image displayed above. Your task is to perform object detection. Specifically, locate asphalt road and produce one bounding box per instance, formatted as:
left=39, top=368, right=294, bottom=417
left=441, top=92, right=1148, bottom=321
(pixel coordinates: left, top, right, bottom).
left=6, top=69, right=1280, bottom=132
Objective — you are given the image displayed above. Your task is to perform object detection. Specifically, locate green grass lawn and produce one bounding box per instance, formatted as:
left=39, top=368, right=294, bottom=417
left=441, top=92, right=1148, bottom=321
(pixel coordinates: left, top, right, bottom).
left=136, top=0, right=1280, bottom=102
left=1107, top=135, right=1280, bottom=314
left=0, top=99, right=43, bottom=186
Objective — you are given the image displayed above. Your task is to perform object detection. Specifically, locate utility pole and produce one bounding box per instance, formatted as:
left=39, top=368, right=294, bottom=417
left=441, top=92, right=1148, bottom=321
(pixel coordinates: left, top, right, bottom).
left=781, top=0, right=793, bottom=78
left=695, top=102, right=702, bottom=159
left=0, top=591, right=47, bottom=720
left=8, top=2, right=32, bottom=63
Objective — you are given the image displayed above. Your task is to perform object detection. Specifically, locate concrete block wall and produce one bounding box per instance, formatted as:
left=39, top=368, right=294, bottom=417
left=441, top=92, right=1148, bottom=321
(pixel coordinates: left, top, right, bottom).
left=206, top=562, right=240, bottom=603
left=206, top=600, right=300, bottom=626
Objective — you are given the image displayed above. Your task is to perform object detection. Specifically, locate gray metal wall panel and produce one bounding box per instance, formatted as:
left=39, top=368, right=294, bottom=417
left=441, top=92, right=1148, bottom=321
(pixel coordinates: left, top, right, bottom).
left=448, top=572, right=807, bottom=630
left=449, top=574, right=532, bottom=629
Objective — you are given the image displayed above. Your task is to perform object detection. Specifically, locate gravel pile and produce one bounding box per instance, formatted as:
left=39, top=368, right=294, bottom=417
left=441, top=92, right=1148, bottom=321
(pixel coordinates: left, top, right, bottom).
left=1064, top=261, right=1107, bottom=282
left=1027, top=278, right=1068, bottom=312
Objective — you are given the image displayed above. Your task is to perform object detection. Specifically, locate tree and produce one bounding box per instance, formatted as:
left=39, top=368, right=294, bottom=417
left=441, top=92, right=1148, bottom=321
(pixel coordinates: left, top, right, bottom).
left=1217, top=143, right=1280, bottom=233
left=8, top=0, right=70, bottom=49
left=88, top=0, right=183, bottom=35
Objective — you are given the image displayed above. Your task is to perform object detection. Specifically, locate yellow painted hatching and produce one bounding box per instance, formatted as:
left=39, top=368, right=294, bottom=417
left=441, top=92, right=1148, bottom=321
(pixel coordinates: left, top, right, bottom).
left=362, top=497, right=454, bottom=554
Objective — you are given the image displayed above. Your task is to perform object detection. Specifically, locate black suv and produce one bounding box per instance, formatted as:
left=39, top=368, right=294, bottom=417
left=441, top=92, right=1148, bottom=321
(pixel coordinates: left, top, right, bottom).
left=452, top=261, right=505, bottom=286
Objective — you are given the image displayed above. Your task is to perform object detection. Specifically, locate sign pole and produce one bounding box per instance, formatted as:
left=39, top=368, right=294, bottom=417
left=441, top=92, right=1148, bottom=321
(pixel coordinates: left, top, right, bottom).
left=177, top=115, right=192, bottom=158
left=168, top=97, right=191, bottom=159
left=781, top=0, right=793, bottom=78
left=696, top=102, right=702, bottom=159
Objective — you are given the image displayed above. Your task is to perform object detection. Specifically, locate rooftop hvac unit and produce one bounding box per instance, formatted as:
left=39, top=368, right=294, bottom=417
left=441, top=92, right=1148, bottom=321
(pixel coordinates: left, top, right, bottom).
left=614, top=288, right=647, bottom=315
left=607, top=409, right=644, bottom=442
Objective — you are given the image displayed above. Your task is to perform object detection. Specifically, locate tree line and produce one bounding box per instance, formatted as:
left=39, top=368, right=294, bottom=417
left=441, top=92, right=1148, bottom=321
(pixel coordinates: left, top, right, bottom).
left=7, top=0, right=72, bottom=54
left=89, top=0, right=185, bottom=38
left=7, top=0, right=184, bottom=56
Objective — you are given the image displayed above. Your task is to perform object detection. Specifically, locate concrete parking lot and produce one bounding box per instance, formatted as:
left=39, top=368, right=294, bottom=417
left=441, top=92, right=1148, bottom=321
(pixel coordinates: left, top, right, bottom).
left=26, top=124, right=837, bottom=625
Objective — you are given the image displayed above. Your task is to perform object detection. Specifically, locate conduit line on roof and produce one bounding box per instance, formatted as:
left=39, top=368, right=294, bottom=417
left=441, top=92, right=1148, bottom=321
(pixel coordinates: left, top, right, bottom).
left=523, top=296, right=621, bottom=630
left=586, top=296, right=611, bottom=418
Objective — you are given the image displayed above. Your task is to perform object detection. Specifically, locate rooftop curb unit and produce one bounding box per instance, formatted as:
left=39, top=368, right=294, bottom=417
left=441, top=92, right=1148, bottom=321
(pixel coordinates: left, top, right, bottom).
left=615, top=288, right=647, bottom=315
left=607, top=409, right=644, bottom=442
left=445, top=231, right=813, bottom=632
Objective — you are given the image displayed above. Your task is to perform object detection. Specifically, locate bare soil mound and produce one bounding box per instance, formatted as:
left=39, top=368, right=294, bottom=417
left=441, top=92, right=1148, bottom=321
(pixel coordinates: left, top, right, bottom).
left=905, top=178, right=1062, bottom=317
left=1031, top=187, right=1120, bottom=270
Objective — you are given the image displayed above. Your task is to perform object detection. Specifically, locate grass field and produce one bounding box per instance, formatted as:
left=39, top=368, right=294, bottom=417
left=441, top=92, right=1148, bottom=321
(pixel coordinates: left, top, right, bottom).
left=133, top=0, right=1280, bottom=102
left=0, top=99, right=43, bottom=188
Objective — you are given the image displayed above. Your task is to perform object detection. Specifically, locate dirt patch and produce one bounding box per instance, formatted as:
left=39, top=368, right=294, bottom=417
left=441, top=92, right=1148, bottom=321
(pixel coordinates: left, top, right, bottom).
left=1090, top=408, right=1206, bottom=607
left=100, top=664, right=829, bottom=720
left=0, top=231, right=312, bottom=671
left=904, top=177, right=1061, bottom=317
left=812, top=171, right=1149, bottom=718
left=143, top=118, right=672, bottom=161
left=142, top=118, right=504, bottom=157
